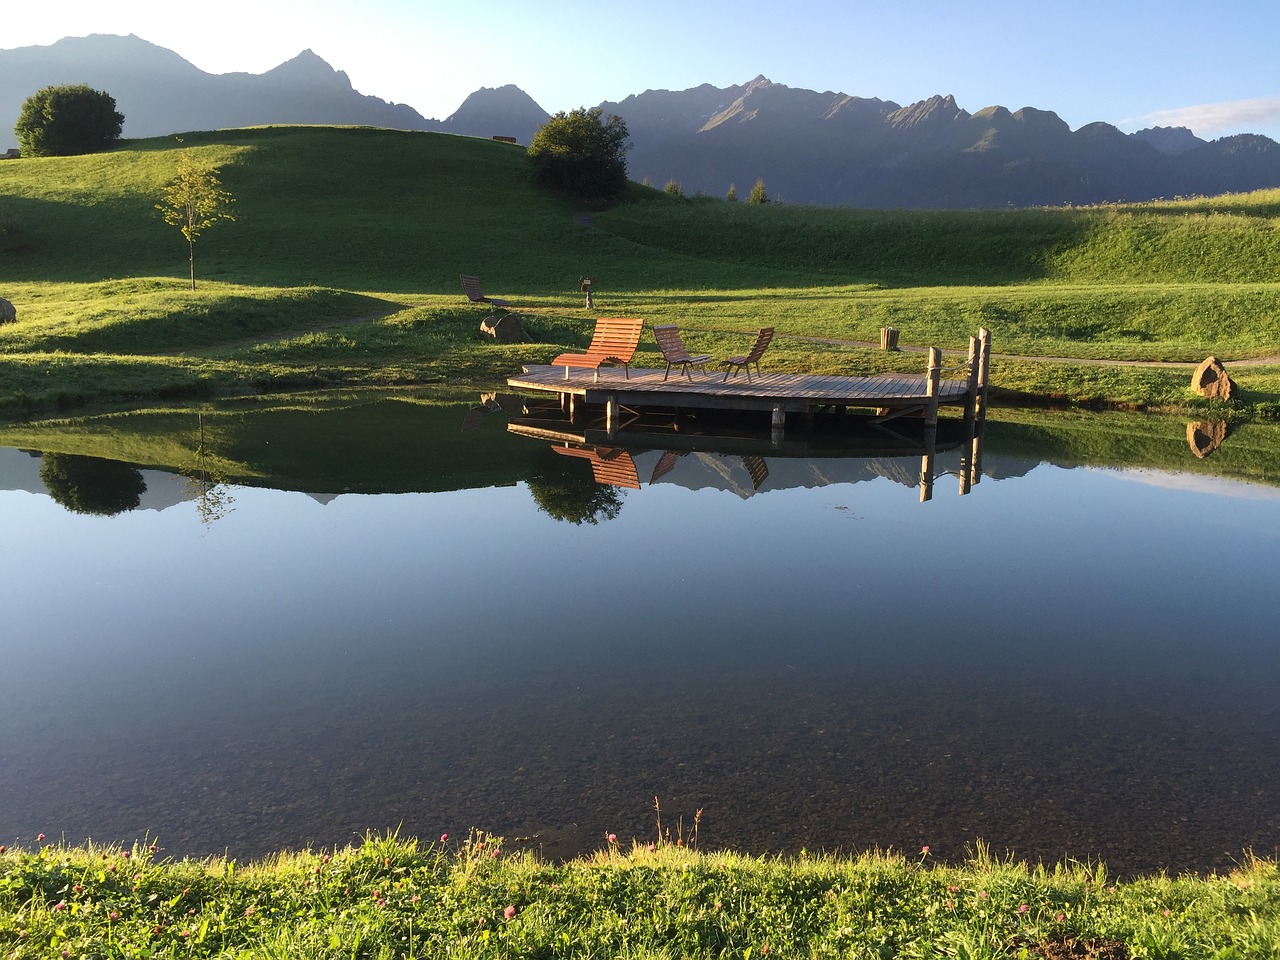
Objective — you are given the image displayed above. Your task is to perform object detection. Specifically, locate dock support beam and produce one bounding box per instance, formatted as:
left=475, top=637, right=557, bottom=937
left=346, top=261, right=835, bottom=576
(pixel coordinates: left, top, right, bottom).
left=925, top=347, right=942, bottom=427
left=771, top=403, right=785, bottom=446
left=606, top=395, right=619, bottom=438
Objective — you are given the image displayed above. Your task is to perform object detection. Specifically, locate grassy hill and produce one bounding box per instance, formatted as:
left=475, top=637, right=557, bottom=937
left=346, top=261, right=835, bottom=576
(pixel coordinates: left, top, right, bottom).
left=2, top=125, right=1279, bottom=416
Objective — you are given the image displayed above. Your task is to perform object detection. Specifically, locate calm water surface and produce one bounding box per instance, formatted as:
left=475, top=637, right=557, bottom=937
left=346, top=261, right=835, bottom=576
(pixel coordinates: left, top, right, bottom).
left=1, top=400, right=1278, bottom=876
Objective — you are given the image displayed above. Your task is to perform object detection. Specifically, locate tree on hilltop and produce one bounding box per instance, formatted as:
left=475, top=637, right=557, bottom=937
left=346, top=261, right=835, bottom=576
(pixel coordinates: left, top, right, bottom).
left=527, top=107, right=631, bottom=203
left=748, top=179, right=769, bottom=204
left=156, top=151, right=236, bottom=291
left=14, top=84, right=124, bottom=157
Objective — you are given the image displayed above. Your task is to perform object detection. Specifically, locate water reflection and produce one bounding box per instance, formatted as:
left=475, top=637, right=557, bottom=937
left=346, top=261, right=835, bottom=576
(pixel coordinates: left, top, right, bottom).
left=1, top=397, right=1278, bottom=876
left=504, top=394, right=985, bottom=504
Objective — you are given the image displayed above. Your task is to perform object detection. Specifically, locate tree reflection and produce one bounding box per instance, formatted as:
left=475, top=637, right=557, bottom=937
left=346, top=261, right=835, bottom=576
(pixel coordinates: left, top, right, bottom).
left=526, top=469, right=624, bottom=525
left=39, top=453, right=146, bottom=516
left=183, top=411, right=235, bottom=525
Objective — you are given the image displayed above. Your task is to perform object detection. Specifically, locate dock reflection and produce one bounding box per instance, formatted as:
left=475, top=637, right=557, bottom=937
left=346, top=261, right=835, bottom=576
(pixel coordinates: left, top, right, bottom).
left=501, top=394, right=985, bottom=502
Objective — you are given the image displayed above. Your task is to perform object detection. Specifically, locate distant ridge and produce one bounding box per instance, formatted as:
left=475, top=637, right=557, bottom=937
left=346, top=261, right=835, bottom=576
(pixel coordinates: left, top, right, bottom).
left=4, top=36, right=1279, bottom=207
left=0, top=34, right=550, bottom=146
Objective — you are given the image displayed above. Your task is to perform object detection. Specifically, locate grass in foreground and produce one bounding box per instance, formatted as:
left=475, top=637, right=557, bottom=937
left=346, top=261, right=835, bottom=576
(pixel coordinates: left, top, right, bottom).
left=2, top=834, right=1276, bottom=959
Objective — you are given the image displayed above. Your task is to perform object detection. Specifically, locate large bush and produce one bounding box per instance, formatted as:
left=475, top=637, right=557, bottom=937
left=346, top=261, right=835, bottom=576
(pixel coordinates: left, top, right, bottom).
left=14, top=84, right=124, bottom=157
left=527, top=107, right=630, bottom=203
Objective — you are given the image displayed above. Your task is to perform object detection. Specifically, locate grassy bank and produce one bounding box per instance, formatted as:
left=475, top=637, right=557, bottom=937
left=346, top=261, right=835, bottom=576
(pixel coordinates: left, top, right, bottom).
left=3, top=127, right=1280, bottom=418
left=2, top=834, right=1277, bottom=959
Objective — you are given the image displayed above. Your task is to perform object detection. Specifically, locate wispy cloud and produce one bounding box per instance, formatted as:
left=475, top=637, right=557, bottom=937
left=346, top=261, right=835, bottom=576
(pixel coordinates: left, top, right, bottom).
left=1128, top=96, right=1280, bottom=137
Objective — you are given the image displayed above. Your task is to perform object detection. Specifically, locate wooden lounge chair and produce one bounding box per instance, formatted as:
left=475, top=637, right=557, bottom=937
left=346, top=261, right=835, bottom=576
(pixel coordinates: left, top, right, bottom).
left=460, top=274, right=510, bottom=311
left=551, top=317, right=644, bottom=381
left=652, top=324, right=712, bottom=380
left=720, top=327, right=775, bottom=381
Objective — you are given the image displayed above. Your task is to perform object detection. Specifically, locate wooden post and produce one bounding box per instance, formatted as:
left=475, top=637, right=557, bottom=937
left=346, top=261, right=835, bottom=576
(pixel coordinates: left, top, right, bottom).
left=880, top=327, right=900, bottom=351
left=770, top=403, right=786, bottom=446
left=924, top=347, right=942, bottom=427
left=973, top=328, right=991, bottom=478
left=606, top=395, right=619, bottom=438
left=964, top=334, right=980, bottom=423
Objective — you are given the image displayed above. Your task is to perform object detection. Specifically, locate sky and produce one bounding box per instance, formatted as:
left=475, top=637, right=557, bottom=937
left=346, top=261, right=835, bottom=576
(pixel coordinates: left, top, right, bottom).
left=7, top=0, right=1280, bottom=142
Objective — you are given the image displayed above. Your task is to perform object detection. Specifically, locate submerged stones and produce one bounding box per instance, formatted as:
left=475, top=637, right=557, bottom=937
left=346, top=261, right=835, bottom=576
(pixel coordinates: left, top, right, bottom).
left=1192, top=356, right=1235, bottom=400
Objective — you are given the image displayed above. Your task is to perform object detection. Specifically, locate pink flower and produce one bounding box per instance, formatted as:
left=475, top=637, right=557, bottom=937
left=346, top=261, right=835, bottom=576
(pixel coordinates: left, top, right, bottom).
left=979, top=890, right=988, bottom=899
left=109, top=911, right=120, bottom=922
left=440, top=833, right=449, bottom=843
left=607, top=833, right=618, bottom=844
left=53, top=901, right=66, bottom=911
left=37, top=834, right=45, bottom=842
left=1018, top=904, right=1029, bottom=914
left=1057, top=913, right=1066, bottom=922
left=504, top=905, right=517, bottom=920
left=244, top=907, right=254, bottom=917
left=920, top=845, right=930, bottom=855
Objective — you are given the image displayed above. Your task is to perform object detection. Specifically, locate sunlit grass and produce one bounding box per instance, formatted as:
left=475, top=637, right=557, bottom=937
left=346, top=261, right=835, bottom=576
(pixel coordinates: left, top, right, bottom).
left=2, top=834, right=1276, bottom=959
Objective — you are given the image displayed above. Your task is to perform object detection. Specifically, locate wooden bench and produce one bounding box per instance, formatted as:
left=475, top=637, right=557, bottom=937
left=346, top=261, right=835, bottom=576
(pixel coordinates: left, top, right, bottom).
left=460, top=274, right=510, bottom=310
left=551, top=317, right=644, bottom=381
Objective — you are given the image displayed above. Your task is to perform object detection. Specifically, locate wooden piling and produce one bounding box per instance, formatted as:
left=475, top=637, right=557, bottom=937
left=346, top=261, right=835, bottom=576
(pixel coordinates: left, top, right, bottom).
left=924, top=347, right=942, bottom=427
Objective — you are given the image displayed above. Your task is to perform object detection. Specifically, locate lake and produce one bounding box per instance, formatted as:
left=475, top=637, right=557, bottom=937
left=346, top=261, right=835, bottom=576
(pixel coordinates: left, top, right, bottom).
left=1, top=394, right=1277, bottom=876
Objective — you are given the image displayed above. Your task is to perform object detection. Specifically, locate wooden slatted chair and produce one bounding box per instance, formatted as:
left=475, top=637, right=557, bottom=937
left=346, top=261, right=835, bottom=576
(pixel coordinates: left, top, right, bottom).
left=720, top=327, right=775, bottom=381
left=652, top=324, right=712, bottom=380
left=551, top=317, right=644, bottom=381
left=460, top=274, right=510, bottom=311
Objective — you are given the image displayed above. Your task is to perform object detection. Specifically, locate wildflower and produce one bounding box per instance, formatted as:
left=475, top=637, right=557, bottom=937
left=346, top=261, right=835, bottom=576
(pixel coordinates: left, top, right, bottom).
left=1057, top=913, right=1066, bottom=922
left=979, top=890, right=988, bottom=899
left=504, top=905, right=517, bottom=919
left=921, top=845, right=930, bottom=855
left=647, top=843, right=655, bottom=852
left=121, top=850, right=131, bottom=859
left=53, top=901, right=66, bottom=911
left=607, top=833, right=618, bottom=844
left=1018, top=904, right=1029, bottom=914
left=948, top=885, right=959, bottom=892
left=440, top=833, right=449, bottom=843
left=109, top=911, right=120, bottom=922
left=0, top=845, right=6, bottom=854
left=244, top=906, right=254, bottom=917
left=761, top=946, right=770, bottom=955
left=1163, top=909, right=1171, bottom=917
left=37, top=833, right=45, bottom=842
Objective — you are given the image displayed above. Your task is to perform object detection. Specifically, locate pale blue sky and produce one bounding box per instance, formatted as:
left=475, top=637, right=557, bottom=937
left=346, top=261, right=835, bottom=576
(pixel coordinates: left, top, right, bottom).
left=8, top=0, right=1280, bottom=140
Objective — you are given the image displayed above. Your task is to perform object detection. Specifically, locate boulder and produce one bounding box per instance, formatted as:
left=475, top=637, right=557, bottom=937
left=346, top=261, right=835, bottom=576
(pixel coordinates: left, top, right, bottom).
left=480, top=312, right=532, bottom=343
left=1186, top=420, right=1228, bottom=458
left=1191, top=356, right=1235, bottom=400
left=0, top=297, right=15, bottom=324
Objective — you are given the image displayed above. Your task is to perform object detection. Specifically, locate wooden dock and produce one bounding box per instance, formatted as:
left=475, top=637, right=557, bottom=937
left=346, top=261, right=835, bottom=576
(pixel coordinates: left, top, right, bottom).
left=506, top=328, right=992, bottom=442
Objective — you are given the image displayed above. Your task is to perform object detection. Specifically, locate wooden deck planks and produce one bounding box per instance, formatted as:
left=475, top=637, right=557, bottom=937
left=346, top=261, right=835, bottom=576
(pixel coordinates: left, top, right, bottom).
left=507, top=365, right=969, bottom=411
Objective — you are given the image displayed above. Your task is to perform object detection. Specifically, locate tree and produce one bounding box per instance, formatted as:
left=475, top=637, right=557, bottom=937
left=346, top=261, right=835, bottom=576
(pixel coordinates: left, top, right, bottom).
left=726, top=184, right=738, bottom=202
left=14, top=84, right=123, bottom=157
left=527, top=107, right=631, bottom=203
left=156, top=151, right=236, bottom=290
left=664, top=179, right=684, bottom=197
left=748, top=179, right=769, bottom=204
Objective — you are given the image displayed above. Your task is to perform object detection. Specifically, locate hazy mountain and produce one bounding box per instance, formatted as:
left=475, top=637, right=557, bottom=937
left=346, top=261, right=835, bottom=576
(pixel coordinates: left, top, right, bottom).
left=0, top=34, right=444, bottom=142
left=4, top=36, right=1279, bottom=207
left=438, top=85, right=550, bottom=145
left=602, top=76, right=1280, bottom=207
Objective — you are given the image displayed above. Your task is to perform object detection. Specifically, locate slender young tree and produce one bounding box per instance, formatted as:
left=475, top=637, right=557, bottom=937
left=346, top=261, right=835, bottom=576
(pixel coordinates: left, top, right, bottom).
left=156, top=151, right=236, bottom=290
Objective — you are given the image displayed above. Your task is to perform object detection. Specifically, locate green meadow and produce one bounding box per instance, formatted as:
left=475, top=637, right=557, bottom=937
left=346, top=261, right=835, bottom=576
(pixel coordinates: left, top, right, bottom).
left=2, top=125, right=1280, bottom=417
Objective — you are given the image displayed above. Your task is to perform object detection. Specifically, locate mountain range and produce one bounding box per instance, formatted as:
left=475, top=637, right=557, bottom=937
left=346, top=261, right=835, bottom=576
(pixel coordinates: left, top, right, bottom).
left=4, top=33, right=1280, bottom=209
